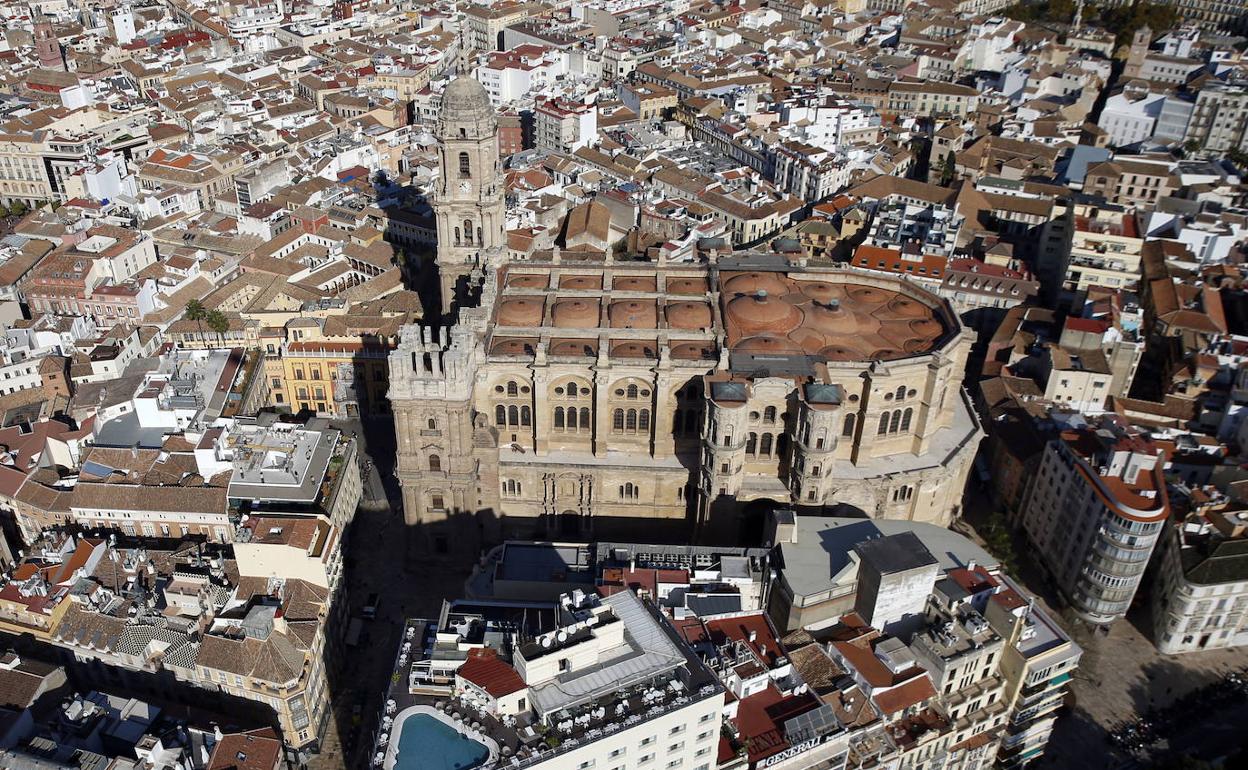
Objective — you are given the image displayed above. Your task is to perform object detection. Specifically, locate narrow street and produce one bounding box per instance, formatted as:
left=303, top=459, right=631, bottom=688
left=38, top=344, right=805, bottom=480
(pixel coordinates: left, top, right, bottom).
left=307, top=418, right=471, bottom=770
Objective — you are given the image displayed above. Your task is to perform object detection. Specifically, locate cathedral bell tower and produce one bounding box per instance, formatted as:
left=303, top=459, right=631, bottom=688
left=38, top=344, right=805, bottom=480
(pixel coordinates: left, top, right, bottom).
left=433, top=71, right=505, bottom=318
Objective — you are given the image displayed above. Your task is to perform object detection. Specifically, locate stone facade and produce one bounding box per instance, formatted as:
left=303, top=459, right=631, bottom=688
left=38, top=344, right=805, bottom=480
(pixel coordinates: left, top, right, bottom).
left=388, top=78, right=982, bottom=556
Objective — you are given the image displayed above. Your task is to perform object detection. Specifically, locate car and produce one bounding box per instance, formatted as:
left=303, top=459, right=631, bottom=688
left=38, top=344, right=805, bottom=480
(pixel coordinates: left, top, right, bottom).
left=362, top=592, right=380, bottom=619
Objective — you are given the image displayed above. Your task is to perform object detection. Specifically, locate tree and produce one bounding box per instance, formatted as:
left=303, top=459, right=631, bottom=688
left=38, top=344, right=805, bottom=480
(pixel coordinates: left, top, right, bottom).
left=940, top=150, right=957, bottom=186
left=185, top=299, right=207, bottom=346
left=205, top=310, right=230, bottom=348
left=9, top=201, right=27, bottom=217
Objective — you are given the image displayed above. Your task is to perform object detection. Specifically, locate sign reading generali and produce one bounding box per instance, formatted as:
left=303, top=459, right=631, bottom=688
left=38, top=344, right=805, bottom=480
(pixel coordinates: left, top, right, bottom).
left=756, top=734, right=838, bottom=769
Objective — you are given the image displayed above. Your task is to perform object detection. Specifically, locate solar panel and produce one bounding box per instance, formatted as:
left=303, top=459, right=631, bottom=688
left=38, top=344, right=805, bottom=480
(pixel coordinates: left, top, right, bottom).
left=783, top=703, right=842, bottom=743
left=82, top=460, right=118, bottom=478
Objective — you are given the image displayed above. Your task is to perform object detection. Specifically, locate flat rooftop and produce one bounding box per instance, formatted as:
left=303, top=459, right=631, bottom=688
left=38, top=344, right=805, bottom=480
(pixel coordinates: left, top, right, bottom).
left=225, top=422, right=339, bottom=504
left=778, top=517, right=997, bottom=602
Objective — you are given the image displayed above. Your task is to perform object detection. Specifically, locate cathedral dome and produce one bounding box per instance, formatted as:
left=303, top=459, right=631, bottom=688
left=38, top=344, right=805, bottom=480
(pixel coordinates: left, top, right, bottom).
left=439, top=75, right=497, bottom=137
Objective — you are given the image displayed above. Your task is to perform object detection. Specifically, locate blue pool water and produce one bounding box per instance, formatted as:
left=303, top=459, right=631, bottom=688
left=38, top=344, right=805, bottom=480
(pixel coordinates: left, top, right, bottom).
left=394, top=713, right=490, bottom=770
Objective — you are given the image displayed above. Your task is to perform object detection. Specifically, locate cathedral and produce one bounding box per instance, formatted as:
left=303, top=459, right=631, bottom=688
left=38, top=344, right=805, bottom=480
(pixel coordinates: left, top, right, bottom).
left=387, top=73, right=982, bottom=556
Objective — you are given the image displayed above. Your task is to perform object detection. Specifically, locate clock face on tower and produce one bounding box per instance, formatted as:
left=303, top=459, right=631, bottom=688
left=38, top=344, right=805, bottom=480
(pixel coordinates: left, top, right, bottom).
left=458, top=180, right=471, bottom=194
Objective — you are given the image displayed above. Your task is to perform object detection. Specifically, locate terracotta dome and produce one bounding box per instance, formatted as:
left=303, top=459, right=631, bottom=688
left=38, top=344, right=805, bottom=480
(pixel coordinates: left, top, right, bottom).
left=819, top=344, right=867, bottom=361
left=797, top=281, right=843, bottom=303
left=559, top=275, right=601, bottom=290
left=726, top=293, right=802, bottom=335
left=671, top=342, right=716, bottom=360
left=497, top=298, right=544, bottom=326
left=869, top=348, right=903, bottom=360
left=788, top=327, right=829, bottom=351
left=507, top=274, right=547, bottom=289
left=491, top=339, right=535, bottom=356
left=848, top=286, right=889, bottom=305
left=736, top=335, right=802, bottom=354
left=549, top=339, right=597, bottom=357
left=611, top=341, right=657, bottom=358
left=667, top=277, right=709, bottom=295
left=723, top=271, right=792, bottom=297
left=665, top=302, right=712, bottom=330
left=551, top=299, right=599, bottom=328
left=883, top=296, right=931, bottom=319
left=908, top=318, right=945, bottom=339
left=609, top=300, right=657, bottom=329
left=614, top=276, right=657, bottom=292
left=807, top=301, right=878, bottom=337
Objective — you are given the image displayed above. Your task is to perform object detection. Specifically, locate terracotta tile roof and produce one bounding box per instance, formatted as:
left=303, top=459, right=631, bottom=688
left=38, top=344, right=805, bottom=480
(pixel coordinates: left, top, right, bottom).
left=207, top=728, right=283, bottom=770
left=457, top=648, right=526, bottom=698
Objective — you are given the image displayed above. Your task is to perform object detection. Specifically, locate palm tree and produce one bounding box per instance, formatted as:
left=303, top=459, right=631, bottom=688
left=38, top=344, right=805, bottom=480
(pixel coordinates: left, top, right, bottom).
left=205, top=310, right=230, bottom=348
left=185, top=299, right=207, bottom=347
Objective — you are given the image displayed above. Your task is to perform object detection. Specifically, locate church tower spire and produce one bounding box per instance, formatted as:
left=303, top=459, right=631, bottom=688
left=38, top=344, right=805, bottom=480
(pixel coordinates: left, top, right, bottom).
left=432, top=69, right=505, bottom=319
left=34, top=10, right=65, bottom=72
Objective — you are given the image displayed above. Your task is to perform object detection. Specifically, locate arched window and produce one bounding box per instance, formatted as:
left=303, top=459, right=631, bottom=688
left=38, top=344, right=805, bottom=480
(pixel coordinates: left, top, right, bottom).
left=454, top=226, right=461, bottom=245
left=760, top=434, right=773, bottom=456
left=463, top=219, right=474, bottom=245
left=812, top=464, right=821, bottom=476
left=521, top=406, right=531, bottom=426
left=889, top=411, right=902, bottom=434
left=816, top=429, right=827, bottom=449
left=639, top=410, right=650, bottom=431
left=746, top=433, right=757, bottom=455
left=627, top=384, right=639, bottom=399
left=901, top=408, right=913, bottom=432
left=458, top=151, right=470, bottom=177
left=842, top=413, right=856, bottom=437
left=567, top=407, right=578, bottom=429
left=626, top=409, right=637, bottom=430
left=428, top=454, right=441, bottom=472
left=613, top=409, right=624, bottom=431
left=565, top=385, right=578, bottom=400
left=508, top=405, right=519, bottom=425
left=495, top=405, right=506, bottom=425
left=764, top=406, right=777, bottom=423
left=427, top=418, right=437, bottom=430
left=878, top=413, right=890, bottom=435
left=507, top=381, right=518, bottom=397
left=895, top=386, right=906, bottom=400
left=580, top=408, right=590, bottom=429
left=554, top=407, right=565, bottom=429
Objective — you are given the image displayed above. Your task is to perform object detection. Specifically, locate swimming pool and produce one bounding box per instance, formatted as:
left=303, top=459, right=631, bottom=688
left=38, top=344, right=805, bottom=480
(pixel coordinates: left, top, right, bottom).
left=386, top=707, right=497, bottom=770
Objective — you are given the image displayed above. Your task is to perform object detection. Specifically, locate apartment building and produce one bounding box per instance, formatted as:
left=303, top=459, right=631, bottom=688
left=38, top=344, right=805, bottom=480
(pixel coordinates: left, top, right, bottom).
left=463, top=2, right=546, bottom=52
left=1020, top=413, right=1169, bottom=626
left=1082, top=157, right=1177, bottom=208
left=534, top=97, right=597, bottom=154
left=1063, top=202, right=1145, bottom=293
left=1152, top=506, right=1248, bottom=653
left=984, top=574, right=1082, bottom=768
left=1184, top=81, right=1248, bottom=154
